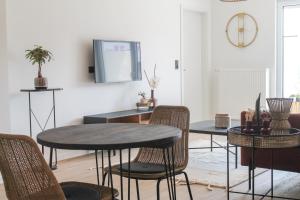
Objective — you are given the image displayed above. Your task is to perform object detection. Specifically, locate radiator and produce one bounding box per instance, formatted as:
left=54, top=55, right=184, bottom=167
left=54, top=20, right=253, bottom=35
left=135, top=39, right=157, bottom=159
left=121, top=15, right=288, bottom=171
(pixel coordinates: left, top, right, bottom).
left=214, top=68, right=270, bottom=118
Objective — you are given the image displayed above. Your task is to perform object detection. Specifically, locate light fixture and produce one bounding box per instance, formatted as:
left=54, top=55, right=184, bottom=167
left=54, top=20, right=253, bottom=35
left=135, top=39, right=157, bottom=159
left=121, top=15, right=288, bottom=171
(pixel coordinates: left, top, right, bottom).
left=220, top=0, right=247, bottom=2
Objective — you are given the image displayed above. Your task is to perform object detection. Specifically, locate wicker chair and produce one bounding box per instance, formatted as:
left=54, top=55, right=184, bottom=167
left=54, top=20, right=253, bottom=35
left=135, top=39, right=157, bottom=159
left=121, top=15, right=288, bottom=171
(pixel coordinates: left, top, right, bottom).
left=0, top=133, right=118, bottom=200
left=103, top=105, right=193, bottom=200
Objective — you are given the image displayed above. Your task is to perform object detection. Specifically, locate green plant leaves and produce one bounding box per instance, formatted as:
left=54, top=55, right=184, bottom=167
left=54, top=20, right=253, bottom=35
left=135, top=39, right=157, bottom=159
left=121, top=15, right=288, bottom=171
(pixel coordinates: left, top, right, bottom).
left=25, top=45, right=53, bottom=67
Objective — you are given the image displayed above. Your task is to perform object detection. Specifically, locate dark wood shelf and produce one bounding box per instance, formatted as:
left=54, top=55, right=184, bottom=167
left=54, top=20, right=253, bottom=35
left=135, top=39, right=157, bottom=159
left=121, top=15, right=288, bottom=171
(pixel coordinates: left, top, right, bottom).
left=84, top=109, right=153, bottom=124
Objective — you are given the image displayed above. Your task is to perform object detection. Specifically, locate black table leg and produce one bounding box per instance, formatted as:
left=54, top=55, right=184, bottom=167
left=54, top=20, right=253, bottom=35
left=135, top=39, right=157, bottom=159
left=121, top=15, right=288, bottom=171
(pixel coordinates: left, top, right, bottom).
left=128, top=148, right=131, bottom=200
left=95, top=150, right=100, bottom=186
left=271, top=150, right=274, bottom=198
left=108, top=150, right=115, bottom=199
left=136, top=179, right=140, bottom=200
left=251, top=137, right=255, bottom=200
left=101, top=150, right=104, bottom=185
left=28, top=92, right=32, bottom=138
left=227, top=136, right=230, bottom=200
left=171, top=147, right=177, bottom=200
left=49, top=147, right=53, bottom=169
left=163, top=149, right=172, bottom=200
left=52, top=90, right=58, bottom=169
left=119, top=149, right=124, bottom=200
left=211, top=134, right=213, bottom=152
left=248, top=165, right=251, bottom=191
left=48, top=148, right=57, bottom=170
left=167, top=148, right=175, bottom=200
left=235, top=146, right=238, bottom=169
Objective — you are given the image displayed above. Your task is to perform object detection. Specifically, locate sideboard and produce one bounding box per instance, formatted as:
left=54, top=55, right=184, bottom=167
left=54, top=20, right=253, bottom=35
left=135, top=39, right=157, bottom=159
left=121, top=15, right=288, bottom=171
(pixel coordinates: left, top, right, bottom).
left=83, top=109, right=153, bottom=124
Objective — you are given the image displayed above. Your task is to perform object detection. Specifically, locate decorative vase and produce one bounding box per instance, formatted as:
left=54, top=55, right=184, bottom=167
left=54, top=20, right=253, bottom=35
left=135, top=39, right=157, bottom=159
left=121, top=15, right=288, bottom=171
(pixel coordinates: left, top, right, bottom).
left=215, top=114, right=231, bottom=128
left=150, top=89, right=157, bottom=109
left=266, top=98, right=293, bottom=131
left=34, top=76, right=48, bottom=89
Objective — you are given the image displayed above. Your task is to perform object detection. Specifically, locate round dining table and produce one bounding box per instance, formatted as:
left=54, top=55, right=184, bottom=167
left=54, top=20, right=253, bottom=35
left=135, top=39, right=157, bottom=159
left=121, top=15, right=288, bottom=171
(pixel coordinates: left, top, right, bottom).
left=37, top=123, right=181, bottom=200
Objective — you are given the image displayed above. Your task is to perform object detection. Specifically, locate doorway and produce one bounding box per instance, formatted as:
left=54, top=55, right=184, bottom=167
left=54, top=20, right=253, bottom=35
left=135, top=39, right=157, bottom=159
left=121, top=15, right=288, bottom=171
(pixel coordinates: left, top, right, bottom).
left=181, top=8, right=204, bottom=122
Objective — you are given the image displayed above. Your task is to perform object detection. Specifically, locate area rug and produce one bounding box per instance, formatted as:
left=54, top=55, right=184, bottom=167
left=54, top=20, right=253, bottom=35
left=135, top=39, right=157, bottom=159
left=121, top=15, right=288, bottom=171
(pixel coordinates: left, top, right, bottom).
left=176, top=137, right=263, bottom=188
left=178, top=136, right=300, bottom=199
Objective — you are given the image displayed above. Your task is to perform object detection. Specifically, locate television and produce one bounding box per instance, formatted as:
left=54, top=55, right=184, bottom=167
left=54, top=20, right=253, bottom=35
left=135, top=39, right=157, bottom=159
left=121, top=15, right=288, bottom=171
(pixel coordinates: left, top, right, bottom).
left=93, top=40, right=142, bottom=83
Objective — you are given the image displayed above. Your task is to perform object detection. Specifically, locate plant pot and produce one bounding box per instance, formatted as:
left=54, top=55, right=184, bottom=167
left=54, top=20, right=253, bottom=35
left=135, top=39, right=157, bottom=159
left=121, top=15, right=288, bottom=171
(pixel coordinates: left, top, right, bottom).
left=150, top=89, right=157, bottom=108
left=34, top=76, right=48, bottom=89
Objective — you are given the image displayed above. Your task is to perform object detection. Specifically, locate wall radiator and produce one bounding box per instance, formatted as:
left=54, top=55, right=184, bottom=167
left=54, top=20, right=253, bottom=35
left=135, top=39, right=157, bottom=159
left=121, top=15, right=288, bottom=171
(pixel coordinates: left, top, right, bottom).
left=214, top=68, right=270, bottom=118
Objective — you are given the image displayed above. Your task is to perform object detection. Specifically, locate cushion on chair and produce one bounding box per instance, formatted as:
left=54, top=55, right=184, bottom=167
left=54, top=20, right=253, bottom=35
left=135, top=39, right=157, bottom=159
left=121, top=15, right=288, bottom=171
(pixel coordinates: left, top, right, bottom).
left=117, top=162, right=166, bottom=174
left=61, top=183, right=101, bottom=200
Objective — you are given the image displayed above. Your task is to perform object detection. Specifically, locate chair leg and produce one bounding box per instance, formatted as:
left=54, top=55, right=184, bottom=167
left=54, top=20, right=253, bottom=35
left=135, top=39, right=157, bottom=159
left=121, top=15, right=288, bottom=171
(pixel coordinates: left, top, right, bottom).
left=136, top=179, right=140, bottom=200
left=156, top=179, right=162, bottom=200
left=183, top=171, right=193, bottom=200
left=102, top=172, right=108, bottom=186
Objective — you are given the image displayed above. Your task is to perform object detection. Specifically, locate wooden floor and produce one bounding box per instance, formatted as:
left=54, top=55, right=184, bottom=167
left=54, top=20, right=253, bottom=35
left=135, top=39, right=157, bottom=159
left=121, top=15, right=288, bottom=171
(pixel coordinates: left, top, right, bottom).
left=0, top=134, right=288, bottom=199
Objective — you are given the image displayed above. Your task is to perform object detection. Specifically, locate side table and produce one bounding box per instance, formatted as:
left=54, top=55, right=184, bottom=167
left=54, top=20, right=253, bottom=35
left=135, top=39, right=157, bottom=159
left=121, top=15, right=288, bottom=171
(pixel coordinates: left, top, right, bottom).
left=20, top=88, right=63, bottom=169
left=227, top=127, right=300, bottom=200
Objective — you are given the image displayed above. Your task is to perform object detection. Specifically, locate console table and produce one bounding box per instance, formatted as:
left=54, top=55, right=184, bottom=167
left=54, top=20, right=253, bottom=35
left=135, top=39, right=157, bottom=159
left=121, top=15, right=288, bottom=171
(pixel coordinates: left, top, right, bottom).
left=83, top=109, right=153, bottom=124
left=20, top=88, right=63, bottom=169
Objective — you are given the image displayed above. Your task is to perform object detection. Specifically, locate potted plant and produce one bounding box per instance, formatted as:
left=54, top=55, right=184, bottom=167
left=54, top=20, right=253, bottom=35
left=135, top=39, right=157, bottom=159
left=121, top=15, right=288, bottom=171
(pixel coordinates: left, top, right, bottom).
left=136, top=91, right=151, bottom=110
left=25, top=45, right=53, bottom=89
left=290, top=94, right=300, bottom=102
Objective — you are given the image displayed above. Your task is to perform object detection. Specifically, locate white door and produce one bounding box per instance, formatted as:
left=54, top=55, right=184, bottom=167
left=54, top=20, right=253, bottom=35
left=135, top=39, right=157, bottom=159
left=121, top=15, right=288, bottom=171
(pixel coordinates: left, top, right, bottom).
left=181, top=9, right=203, bottom=122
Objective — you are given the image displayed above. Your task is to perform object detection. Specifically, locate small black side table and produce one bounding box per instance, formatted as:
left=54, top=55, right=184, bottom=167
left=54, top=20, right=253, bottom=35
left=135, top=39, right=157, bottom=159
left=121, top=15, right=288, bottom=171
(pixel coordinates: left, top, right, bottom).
left=227, top=127, right=300, bottom=200
left=21, top=88, right=63, bottom=169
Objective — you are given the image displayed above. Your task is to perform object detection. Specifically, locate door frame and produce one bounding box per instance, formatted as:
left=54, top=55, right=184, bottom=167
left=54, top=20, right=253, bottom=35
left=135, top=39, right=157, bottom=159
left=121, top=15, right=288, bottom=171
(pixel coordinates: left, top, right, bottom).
left=180, top=4, right=211, bottom=117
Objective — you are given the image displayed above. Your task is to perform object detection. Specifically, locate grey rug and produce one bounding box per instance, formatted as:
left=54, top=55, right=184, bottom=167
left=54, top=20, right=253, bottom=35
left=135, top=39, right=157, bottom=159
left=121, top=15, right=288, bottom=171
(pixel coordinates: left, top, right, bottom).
left=180, top=137, right=300, bottom=199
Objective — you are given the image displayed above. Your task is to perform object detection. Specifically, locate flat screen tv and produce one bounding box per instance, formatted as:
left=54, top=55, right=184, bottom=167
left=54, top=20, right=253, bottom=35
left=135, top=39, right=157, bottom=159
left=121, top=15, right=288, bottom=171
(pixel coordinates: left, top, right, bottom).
left=93, top=40, right=142, bottom=83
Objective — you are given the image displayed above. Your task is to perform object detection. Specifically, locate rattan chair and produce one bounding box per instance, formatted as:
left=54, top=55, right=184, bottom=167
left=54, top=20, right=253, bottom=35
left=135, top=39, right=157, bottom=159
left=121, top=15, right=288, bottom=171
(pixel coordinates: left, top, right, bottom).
left=103, top=105, right=193, bottom=200
left=0, top=133, right=118, bottom=200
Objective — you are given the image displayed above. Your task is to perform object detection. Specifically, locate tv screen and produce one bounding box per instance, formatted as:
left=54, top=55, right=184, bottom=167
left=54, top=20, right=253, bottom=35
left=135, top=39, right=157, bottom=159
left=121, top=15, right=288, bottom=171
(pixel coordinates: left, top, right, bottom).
left=93, top=40, right=142, bottom=83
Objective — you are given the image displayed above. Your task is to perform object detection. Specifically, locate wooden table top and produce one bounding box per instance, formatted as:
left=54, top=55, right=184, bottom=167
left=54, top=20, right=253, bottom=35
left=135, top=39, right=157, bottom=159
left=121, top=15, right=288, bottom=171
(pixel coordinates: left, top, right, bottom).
left=37, top=123, right=181, bottom=150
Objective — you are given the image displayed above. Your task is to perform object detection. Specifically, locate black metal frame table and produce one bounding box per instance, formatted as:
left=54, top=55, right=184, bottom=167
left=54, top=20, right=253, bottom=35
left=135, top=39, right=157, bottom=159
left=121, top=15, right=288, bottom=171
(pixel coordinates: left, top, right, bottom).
left=37, top=123, right=181, bottom=200
left=227, top=127, right=300, bottom=200
left=189, top=120, right=240, bottom=168
left=21, top=88, right=63, bottom=170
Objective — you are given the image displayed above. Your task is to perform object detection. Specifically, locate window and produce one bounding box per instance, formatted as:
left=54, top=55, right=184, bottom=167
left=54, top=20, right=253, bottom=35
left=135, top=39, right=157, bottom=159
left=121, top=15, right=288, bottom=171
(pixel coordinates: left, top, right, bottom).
left=277, top=0, right=300, bottom=99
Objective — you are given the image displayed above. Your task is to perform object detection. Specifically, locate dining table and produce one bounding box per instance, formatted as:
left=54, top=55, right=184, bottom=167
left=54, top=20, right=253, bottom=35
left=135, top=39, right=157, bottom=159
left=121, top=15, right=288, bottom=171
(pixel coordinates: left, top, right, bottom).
left=37, top=123, right=181, bottom=200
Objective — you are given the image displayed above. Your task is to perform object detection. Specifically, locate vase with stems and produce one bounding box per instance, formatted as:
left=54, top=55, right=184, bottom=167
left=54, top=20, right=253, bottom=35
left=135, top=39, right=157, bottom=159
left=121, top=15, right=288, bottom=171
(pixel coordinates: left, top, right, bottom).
left=144, top=64, right=159, bottom=109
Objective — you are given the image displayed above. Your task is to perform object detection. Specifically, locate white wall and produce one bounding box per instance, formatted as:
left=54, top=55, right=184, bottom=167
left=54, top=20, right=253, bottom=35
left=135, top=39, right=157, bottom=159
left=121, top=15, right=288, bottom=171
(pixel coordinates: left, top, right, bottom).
left=5, top=0, right=211, bottom=159
left=211, top=0, right=276, bottom=117
left=0, top=0, right=10, bottom=133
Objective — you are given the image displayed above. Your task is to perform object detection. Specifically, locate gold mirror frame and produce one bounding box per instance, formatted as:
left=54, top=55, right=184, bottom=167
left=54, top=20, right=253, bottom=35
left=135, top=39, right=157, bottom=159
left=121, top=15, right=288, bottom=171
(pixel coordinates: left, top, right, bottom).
left=225, top=12, right=258, bottom=48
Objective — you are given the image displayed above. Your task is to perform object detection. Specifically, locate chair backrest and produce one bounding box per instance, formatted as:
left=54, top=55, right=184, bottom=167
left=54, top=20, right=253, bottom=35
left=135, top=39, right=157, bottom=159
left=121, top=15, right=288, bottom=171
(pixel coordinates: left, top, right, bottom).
left=0, top=133, right=65, bottom=200
left=134, top=106, right=190, bottom=169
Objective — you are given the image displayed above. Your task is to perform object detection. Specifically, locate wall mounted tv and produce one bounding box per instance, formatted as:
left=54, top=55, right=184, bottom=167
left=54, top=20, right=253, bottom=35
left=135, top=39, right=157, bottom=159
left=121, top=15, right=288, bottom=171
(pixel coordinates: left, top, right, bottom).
left=93, top=40, right=142, bottom=83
